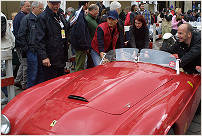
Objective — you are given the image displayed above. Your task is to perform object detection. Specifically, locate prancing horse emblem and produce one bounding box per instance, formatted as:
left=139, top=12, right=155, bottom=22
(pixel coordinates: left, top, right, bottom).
left=50, top=120, right=57, bottom=127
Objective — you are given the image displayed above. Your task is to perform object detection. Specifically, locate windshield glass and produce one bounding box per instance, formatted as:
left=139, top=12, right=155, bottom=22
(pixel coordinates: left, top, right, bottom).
left=139, top=49, right=177, bottom=69
left=106, top=48, right=177, bottom=70
left=106, top=48, right=139, bottom=62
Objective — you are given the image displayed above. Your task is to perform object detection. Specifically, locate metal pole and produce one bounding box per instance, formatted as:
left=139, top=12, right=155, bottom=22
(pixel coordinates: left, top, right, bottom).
left=152, top=23, right=156, bottom=49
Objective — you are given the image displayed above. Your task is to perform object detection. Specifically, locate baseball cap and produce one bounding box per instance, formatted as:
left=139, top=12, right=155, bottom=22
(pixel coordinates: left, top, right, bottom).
left=108, top=10, right=119, bottom=20
left=49, top=1, right=61, bottom=4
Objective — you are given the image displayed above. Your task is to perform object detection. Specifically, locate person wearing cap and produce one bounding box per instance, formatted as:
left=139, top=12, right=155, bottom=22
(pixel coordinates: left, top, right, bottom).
left=35, top=1, right=70, bottom=81
left=91, top=10, right=120, bottom=66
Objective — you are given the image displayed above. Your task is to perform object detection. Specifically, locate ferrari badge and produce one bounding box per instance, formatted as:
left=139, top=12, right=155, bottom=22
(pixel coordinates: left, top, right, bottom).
left=50, top=120, right=57, bottom=127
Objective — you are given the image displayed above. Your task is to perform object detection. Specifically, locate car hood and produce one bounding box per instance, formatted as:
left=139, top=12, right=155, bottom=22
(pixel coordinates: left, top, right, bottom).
left=27, top=62, right=174, bottom=133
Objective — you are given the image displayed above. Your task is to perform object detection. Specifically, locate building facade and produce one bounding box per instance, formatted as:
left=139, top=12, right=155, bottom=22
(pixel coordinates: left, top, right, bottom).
left=1, top=1, right=201, bottom=19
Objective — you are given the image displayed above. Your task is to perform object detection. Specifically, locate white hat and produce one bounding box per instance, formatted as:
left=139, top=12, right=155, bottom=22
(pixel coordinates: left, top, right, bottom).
left=162, top=33, right=173, bottom=39
left=110, top=1, right=121, bottom=10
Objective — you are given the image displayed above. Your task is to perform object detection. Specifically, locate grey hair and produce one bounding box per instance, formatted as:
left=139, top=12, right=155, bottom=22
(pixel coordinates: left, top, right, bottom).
left=110, top=1, right=121, bottom=10
left=31, top=1, right=40, bottom=8
left=20, top=1, right=26, bottom=8
left=88, top=4, right=99, bottom=11
left=66, top=7, right=74, bottom=13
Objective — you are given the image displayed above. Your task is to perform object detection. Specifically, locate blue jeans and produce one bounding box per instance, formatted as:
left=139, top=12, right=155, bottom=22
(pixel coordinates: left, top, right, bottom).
left=91, top=49, right=101, bottom=66
left=27, top=50, right=44, bottom=88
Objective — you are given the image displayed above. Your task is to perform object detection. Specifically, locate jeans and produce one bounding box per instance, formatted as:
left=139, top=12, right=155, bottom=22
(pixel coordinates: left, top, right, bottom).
left=91, top=49, right=101, bottom=66
left=27, top=50, right=44, bottom=88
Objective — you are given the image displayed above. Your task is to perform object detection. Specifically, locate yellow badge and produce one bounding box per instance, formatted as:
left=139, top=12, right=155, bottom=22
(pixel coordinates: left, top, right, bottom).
left=50, top=120, right=57, bottom=127
left=187, top=81, right=193, bottom=88
left=61, top=30, right=65, bottom=39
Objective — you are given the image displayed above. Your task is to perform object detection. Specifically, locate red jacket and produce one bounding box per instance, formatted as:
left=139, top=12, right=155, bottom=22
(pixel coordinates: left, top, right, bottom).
left=91, top=22, right=119, bottom=53
left=124, top=12, right=131, bottom=26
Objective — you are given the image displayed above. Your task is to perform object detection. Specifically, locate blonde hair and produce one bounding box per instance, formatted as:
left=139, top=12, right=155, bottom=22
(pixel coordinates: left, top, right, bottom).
left=175, top=8, right=181, bottom=14
left=11, top=12, right=17, bottom=20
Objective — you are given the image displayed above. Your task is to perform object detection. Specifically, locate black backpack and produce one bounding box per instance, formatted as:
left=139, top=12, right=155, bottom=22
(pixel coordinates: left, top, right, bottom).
left=161, top=36, right=177, bottom=51
left=1, top=15, right=7, bottom=38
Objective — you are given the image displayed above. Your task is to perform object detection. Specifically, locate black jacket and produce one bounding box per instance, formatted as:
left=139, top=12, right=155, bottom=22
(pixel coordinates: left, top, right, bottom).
left=17, top=12, right=38, bottom=53
left=127, top=25, right=149, bottom=50
left=161, top=31, right=201, bottom=74
left=130, top=11, right=139, bottom=25
left=13, top=11, right=27, bottom=48
left=35, top=6, right=70, bottom=68
left=70, top=10, right=91, bottom=51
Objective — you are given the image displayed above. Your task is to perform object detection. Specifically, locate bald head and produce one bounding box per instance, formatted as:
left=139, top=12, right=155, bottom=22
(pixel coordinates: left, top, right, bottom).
left=178, top=23, right=193, bottom=33
left=177, top=23, right=193, bottom=45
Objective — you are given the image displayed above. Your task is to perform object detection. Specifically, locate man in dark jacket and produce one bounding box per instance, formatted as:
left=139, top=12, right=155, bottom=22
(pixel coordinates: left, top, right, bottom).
left=161, top=23, right=201, bottom=74
left=96, top=1, right=106, bottom=24
left=35, top=1, right=70, bottom=81
left=17, top=1, right=44, bottom=88
left=13, top=1, right=31, bottom=89
left=70, top=1, right=91, bottom=72
left=130, top=4, right=139, bottom=25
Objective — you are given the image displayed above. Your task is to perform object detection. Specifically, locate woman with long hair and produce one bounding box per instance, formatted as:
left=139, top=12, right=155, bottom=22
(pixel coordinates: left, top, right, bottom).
left=171, top=8, right=186, bottom=35
left=127, top=14, right=149, bottom=50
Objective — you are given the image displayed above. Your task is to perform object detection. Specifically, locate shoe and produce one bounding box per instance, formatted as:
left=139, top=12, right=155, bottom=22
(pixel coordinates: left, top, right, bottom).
left=1, top=97, right=8, bottom=105
left=21, top=84, right=27, bottom=90
left=14, top=82, right=22, bottom=88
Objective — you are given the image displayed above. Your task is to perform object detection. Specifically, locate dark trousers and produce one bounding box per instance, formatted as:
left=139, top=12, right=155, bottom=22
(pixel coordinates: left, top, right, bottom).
left=27, top=50, right=44, bottom=88
left=43, top=66, right=65, bottom=81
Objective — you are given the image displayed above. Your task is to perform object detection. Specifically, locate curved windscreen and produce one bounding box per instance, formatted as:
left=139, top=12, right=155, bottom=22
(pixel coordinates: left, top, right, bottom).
left=139, top=49, right=177, bottom=69
left=106, top=48, right=177, bottom=70
left=105, top=48, right=139, bottom=62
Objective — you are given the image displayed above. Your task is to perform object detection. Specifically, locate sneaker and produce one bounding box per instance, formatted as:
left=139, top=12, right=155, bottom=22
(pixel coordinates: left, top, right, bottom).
left=1, top=97, right=8, bottom=105
left=21, top=84, right=27, bottom=90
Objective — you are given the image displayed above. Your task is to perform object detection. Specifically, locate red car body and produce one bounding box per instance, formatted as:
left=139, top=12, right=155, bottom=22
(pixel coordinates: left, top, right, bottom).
left=2, top=60, right=200, bottom=135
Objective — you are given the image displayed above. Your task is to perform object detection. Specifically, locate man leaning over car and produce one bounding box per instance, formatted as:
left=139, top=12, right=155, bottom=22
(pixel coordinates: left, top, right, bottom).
left=161, top=23, right=201, bottom=74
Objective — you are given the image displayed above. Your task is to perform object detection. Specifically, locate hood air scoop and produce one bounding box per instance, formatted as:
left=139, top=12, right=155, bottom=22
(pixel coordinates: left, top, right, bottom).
left=68, top=95, right=88, bottom=102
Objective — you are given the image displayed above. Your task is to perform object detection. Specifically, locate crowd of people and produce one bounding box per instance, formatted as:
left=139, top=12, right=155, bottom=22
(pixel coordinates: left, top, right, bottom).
left=1, top=1, right=201, bottom=103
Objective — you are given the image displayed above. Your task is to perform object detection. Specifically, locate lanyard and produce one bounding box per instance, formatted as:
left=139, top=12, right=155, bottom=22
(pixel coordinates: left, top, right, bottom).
left=54, top=16, right=64, bottom=28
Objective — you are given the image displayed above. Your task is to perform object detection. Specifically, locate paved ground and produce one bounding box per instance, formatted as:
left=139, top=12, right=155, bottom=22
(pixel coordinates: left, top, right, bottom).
left=1, top=39, right=201, bottom=134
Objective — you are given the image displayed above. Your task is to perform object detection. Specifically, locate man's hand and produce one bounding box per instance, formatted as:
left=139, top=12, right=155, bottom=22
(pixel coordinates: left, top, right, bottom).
left=172, top=54, right=179, bottom=59
left=124, top=41, right=128, bottom=46
left=42, top=58, right=51, bottom=67
left=196, top=66, right=201, bottom=73
left=101, top=58, right=110, bottom=65
left=179, top=68, right=184, bottom=72
left=100, top=52, right=109, bottom=65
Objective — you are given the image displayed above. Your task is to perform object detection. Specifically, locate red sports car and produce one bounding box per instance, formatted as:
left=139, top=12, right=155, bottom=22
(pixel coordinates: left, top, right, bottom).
left=1, top=48, right=201, bottom=135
